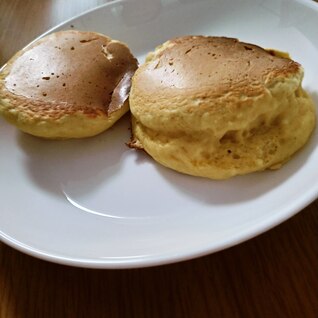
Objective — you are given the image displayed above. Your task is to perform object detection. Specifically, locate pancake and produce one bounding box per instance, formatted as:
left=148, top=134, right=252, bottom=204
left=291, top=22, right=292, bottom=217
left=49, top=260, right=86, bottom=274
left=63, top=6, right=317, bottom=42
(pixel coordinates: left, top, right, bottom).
left=0, top=30, right=138, bottom=139
left=129, top=36, right=316, bottom=179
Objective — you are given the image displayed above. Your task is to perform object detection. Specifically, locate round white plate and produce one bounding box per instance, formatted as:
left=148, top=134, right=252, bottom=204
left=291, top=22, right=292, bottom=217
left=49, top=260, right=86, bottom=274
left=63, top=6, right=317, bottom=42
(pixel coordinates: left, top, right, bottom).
left=1, top=0, right=318, bottom=269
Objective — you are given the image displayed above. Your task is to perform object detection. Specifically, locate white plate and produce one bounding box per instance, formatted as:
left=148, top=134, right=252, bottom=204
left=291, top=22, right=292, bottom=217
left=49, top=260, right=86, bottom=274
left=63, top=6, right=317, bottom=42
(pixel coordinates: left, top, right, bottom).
left=1, top=0, right=318, bottom=269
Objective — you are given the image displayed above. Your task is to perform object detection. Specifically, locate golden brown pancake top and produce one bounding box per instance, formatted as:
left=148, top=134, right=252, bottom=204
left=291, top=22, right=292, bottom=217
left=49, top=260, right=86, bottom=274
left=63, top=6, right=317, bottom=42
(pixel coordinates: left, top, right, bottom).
left=1, top=30, right=138, bottom=118
left=134, top=36, right=300, bottom=98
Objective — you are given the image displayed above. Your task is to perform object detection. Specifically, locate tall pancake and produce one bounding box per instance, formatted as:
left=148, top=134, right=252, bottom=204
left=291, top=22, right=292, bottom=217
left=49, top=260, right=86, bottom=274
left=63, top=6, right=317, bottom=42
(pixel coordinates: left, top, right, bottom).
left=129, top=36, right=316, bottom=179
left=0, top=30, right=138, bottom=139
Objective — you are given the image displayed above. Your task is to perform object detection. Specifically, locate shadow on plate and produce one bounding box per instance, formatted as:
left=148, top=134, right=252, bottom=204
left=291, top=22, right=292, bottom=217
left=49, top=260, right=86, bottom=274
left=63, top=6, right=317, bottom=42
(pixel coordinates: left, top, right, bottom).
left=152, top=151, right=311, bottom=205
left=17, top=114, right=131, bottom=197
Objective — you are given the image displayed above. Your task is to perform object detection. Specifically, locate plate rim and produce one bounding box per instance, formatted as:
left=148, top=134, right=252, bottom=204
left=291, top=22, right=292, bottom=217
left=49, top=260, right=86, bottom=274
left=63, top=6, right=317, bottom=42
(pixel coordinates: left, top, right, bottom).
left=1, top=182, right=318, bottom=269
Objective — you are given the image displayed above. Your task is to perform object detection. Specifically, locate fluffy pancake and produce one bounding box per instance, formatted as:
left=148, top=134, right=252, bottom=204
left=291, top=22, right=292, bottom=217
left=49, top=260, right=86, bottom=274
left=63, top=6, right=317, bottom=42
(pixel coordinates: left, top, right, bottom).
left=129, top=36, right=316, bottom=179
left=0, top=30, right=138, bottom=138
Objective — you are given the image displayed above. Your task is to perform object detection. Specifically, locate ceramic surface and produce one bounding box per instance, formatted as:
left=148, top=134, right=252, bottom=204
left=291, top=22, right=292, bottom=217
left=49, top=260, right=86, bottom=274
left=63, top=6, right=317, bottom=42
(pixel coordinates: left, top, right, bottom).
left=0, top=0, right=317, bottom=268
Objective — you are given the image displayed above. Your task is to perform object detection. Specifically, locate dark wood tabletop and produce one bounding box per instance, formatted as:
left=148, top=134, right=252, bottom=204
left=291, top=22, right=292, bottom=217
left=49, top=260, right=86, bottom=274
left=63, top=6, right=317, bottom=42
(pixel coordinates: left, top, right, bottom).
left=0, top=1, right=317, bottom=317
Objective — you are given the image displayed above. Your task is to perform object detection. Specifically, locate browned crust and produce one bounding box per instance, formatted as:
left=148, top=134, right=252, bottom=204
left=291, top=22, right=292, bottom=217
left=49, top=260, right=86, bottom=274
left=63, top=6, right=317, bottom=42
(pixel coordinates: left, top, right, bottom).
left=133, top=36, right=301, bottom=100
left=0, top=30, right=138, bottom=121
left=126, top=139, right=144, bottom=150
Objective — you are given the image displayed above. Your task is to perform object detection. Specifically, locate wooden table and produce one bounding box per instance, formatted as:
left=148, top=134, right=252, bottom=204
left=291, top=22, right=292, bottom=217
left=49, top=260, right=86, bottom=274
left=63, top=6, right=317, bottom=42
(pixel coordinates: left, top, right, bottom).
left=0, top=1, right=317, bottom=317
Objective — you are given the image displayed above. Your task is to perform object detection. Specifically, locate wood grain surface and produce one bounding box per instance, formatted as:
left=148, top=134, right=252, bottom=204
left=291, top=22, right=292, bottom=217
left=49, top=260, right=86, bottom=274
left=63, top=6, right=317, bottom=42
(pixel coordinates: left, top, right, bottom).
left=0, top=1, right=318, bottom=317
